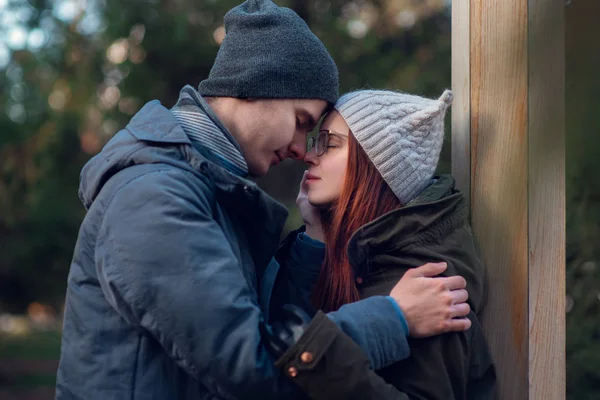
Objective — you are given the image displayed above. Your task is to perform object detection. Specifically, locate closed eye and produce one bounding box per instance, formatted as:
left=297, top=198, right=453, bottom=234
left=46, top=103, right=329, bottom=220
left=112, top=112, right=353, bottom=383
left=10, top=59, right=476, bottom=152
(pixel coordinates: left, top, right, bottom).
left=298, top=112, right=318, bottom=132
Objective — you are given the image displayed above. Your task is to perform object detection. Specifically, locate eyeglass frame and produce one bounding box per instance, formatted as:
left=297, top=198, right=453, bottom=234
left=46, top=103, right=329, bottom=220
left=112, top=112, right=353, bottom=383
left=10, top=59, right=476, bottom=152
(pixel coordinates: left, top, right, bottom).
left=306, top=129, right=345, bottom=157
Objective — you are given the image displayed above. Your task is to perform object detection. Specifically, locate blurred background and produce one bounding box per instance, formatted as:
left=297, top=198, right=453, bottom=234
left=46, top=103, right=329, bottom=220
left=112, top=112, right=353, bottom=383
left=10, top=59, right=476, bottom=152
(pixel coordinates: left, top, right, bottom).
left=0, top=0, right=597, bottom=399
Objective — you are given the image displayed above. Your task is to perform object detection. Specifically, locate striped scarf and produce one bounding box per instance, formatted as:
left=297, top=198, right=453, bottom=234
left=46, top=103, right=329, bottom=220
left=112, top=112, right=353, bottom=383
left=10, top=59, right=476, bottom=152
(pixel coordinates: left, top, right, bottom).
left=171, top=85, right=248, bottom=177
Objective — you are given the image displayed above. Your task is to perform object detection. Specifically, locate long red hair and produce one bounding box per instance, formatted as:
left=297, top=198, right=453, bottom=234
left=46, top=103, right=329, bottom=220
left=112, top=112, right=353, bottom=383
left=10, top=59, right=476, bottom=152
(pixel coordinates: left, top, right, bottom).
left=313, top=132, right=403, bottom=312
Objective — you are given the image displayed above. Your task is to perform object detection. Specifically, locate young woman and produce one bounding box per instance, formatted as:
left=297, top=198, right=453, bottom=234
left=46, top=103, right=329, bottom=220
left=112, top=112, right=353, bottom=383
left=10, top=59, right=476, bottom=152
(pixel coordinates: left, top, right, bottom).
left=282, top=89, right=496, bottom=399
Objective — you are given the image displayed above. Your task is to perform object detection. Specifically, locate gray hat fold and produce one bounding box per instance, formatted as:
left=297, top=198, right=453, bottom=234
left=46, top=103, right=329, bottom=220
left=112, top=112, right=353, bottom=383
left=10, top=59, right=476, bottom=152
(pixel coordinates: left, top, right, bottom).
left=198, top=0, right=339, bottom=104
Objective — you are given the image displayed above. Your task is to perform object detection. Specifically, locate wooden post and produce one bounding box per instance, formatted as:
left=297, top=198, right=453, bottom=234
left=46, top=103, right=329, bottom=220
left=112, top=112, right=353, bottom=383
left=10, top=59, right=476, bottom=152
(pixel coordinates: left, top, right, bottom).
left=451, top=1, right=566, bottom=399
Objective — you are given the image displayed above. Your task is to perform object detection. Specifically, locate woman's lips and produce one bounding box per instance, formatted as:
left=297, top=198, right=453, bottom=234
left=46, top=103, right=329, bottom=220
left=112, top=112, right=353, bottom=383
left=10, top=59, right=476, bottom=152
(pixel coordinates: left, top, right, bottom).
left=305, top=173, right=320, bottom=182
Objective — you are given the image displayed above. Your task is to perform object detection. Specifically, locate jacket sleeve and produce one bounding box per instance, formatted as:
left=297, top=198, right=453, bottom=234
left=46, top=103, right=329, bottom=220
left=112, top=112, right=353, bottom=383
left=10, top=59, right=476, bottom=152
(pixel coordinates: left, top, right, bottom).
left=270, top=228, right=323, bottom=317
left=95, top=169, right=406, bottom=400
left=273, top=229, right=411, bottom=370
left=276, top=311, right=410, bottom=400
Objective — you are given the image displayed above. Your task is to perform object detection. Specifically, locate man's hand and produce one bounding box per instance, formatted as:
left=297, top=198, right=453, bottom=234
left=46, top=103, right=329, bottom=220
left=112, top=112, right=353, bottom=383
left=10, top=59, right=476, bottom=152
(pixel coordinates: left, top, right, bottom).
left=296, top=171, right=324, bottom=242
left=389, top=262, right=471, bottom=338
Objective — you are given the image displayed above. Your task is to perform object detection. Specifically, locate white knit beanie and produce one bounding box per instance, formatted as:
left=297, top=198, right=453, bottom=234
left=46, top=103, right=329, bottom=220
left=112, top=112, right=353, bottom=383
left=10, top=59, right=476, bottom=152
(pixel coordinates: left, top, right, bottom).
left=334, top=89, right=453, bottom=205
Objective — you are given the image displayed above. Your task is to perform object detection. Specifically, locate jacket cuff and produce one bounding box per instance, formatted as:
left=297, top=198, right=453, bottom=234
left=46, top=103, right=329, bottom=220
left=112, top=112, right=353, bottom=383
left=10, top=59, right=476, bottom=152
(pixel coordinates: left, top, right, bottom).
left=291, top=232, right=325, bottom=273
left=297, top=232, right=325, bottom=248
left=275, top=311, right=339, bottom=372
left=275, top=311, right=373, bottom=399
left=326, top=296, right=410, bottom=370
left=385, top=296, right=410, bottom=336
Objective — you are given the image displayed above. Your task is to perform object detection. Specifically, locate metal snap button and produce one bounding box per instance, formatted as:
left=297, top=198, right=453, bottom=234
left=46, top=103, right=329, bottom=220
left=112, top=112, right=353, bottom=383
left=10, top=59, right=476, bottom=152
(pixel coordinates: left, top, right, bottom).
left=287, top=366, right=298, bottom=377
left=300, top=352, right=314, bottom=364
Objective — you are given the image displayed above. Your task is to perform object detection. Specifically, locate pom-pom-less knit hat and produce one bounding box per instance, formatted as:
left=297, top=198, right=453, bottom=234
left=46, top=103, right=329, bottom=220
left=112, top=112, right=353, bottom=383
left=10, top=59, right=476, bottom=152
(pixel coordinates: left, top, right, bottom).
left=198, top=0, right=339, bottom=104
left=334, top=89, right=453, bottom=205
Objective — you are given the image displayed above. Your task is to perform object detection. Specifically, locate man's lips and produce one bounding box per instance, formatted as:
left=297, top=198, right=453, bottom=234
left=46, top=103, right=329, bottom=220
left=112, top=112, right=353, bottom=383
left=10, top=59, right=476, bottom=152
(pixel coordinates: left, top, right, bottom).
left=272, top=153, right=283, bottom=166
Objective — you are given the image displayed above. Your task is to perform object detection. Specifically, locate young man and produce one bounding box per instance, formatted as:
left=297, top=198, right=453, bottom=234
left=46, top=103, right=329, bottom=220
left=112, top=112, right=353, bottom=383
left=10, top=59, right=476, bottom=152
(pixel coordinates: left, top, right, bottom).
left=56, top=1, right=472, bottom=399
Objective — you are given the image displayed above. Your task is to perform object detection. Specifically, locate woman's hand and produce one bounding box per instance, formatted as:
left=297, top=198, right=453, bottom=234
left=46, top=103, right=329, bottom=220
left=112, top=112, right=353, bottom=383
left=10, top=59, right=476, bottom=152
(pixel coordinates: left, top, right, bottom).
left=389, top=262, right=472, bottom=337
left=296, top=171, right=324, bottom=242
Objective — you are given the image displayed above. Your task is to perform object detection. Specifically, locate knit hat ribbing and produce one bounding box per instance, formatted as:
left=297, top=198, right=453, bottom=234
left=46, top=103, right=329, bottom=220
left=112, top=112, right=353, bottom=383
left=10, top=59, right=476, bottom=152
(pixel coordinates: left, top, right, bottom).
left=334, top=89, right=453, bottom=205
left=198, top=0, right=339, bottom=104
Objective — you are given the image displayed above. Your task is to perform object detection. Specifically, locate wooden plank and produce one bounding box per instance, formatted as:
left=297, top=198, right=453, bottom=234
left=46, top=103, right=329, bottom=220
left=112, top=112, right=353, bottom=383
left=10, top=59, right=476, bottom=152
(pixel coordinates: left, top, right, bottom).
left=469, top=1, right=529, bottom=398
left=451, top=0, right=470, bottom=204
left=527, top=0, right=566, bottom=398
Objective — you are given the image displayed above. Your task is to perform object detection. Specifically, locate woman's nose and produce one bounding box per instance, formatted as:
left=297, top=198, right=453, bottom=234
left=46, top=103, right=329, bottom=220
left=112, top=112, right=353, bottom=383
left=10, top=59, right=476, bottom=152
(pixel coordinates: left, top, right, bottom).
left=303, top=149, right=318, bottom=165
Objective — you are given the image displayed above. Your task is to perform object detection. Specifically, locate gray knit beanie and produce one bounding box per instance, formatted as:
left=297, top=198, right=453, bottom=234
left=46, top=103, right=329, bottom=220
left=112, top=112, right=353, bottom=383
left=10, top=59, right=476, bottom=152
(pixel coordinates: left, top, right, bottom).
left=334, top=89, right=453, bottom=205
left=198, top=0, right=339, bottom=104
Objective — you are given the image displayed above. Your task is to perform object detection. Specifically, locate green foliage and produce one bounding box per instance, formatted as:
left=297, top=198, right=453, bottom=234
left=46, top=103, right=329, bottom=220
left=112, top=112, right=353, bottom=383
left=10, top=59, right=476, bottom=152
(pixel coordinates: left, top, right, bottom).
left=0, top=331, right=62, bottom=360
left=9, top=373, right=57, bottom=389
left=564, top=2, right=600, bottom=397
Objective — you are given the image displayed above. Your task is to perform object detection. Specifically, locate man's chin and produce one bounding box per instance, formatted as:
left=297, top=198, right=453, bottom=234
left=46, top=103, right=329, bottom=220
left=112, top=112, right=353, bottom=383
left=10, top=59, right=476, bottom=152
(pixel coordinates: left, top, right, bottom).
left=247, top=164, right=270, bottom=179
left=247, top=171, right=263, bottom=179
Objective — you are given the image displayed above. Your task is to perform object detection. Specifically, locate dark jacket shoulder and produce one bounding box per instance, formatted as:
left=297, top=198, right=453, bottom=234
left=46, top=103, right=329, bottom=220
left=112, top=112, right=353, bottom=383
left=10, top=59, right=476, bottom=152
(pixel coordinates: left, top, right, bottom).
left=348, top=175, right=496, bottom=399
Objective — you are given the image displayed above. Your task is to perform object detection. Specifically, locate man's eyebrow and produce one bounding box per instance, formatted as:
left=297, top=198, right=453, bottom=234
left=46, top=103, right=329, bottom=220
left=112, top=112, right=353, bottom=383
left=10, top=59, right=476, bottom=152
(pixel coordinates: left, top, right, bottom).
left=299, top=110, right=318, bottom=130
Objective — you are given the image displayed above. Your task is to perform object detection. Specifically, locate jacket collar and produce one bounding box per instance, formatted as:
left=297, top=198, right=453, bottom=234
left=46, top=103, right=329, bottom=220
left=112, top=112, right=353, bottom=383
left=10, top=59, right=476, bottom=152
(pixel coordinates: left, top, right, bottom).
left=195, top=148, right=288, bottom=276
left=346, top=175, right=466, bottom=276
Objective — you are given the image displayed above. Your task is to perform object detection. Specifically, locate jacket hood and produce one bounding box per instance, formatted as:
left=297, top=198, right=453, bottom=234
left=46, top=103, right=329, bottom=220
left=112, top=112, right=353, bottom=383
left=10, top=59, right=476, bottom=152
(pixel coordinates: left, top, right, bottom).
left=347, top=175, right=487, bottom=313
left=78, top=100, right=195, bottom=210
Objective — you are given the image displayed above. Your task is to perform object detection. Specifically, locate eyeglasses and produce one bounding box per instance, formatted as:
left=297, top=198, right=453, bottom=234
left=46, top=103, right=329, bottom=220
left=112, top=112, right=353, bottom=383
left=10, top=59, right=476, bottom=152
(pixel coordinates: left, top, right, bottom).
left=307, top=130, right=341, bottom=157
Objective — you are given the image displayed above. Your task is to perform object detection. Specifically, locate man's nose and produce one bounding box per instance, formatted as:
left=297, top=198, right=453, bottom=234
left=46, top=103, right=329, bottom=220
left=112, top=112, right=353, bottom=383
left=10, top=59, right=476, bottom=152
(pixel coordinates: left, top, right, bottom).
left=288, top=134, right=308, bottom=160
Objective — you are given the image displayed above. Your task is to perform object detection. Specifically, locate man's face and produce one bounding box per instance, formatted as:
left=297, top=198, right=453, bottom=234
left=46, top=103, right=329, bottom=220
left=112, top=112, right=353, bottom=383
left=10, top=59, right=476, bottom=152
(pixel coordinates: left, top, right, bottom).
left=232, top=98, right=328, bottom=177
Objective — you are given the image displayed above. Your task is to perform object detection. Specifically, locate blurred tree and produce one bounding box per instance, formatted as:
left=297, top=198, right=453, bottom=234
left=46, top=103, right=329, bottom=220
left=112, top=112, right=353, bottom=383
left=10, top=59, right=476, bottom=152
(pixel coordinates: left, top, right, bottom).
left=565, top=1, right=600, bottom=398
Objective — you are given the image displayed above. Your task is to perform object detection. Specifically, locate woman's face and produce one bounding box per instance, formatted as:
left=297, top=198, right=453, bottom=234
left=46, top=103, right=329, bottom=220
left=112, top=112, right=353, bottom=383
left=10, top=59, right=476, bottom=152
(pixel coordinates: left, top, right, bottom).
left=303, top=110, right=350, bottom=207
